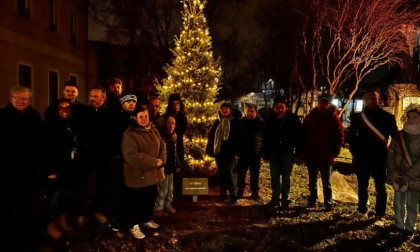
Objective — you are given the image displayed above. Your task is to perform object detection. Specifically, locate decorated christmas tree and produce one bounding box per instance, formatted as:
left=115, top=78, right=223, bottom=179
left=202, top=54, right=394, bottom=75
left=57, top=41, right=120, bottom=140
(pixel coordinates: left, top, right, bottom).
left=156, top=0, right=222, bottom=171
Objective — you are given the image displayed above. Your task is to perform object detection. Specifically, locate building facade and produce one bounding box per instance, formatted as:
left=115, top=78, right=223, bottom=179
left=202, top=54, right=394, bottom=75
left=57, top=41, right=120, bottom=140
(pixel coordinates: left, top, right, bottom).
left=0, top=0, right=88, bottom=113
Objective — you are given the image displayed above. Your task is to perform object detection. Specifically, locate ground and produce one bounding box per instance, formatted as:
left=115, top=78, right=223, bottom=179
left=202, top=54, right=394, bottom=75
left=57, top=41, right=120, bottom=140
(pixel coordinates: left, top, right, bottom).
left=34, top=159, right=420, bottom=252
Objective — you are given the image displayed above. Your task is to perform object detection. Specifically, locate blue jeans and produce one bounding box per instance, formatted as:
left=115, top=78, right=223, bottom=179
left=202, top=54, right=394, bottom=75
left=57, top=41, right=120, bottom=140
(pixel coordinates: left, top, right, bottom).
left=216, top=157, right=237, bottom=197
left=307, top=163, right=333, bottom=205
left=353, top=158, right=387, bottom=215
left=269, top=151, right=293, bottom=205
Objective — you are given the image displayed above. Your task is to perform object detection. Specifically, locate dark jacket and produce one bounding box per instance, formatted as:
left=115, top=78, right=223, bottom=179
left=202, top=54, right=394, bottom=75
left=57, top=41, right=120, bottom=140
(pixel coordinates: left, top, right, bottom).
left=262, top=111, right=303, bottom=158
left=303, top=107, right=344, bottom=165
left=239, top=115, right=264, bottom=156
left=206, top=111, right=241, bottom=159
left=163, top=112, right=188, bottom=165
left=349, top=106, right=398, bottom=160
left=44, top=114, right=81, bottom=185
left=0, top=103, right=43, bottom=183
left=160, top=130, right=181, bottom=175
left=79, top=105, right=120, bottom=162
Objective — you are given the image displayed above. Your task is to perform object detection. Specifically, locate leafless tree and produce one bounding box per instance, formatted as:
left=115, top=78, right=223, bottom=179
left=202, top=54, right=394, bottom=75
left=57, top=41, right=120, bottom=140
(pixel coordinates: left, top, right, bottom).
left=89, top=0, right=181, bottom=51
left=297, top=0, right=420, bottom=115
left=89, top=0, right=250, bottom=99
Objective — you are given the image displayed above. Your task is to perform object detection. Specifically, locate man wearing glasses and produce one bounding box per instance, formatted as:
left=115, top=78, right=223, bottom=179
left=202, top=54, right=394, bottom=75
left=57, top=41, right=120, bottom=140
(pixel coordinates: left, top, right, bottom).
left=0, top=85, right=43, bottom=250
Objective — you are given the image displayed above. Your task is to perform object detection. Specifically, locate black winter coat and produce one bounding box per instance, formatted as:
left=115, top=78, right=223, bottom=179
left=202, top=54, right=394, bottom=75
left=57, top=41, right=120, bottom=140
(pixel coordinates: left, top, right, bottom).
left=0, top=103, right=43, bottom=184
left=262, top=111, right=303, bottom=159
left=206, top=112, right=241, bottom=159
left=349, top=106, right=398, bottom=160
left=239, top=116, right=264, bottom=156
left=160, top=131, right=180, bottom=175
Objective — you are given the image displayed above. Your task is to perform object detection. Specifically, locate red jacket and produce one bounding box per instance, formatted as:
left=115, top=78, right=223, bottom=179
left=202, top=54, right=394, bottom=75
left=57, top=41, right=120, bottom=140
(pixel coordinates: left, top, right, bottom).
left=303, top=107, right=344, bottom=165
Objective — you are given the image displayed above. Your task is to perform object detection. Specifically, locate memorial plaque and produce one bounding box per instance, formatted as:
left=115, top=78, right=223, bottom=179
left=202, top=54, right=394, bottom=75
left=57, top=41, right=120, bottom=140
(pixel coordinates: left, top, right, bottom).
left=182, top=178, right=208, bottom=195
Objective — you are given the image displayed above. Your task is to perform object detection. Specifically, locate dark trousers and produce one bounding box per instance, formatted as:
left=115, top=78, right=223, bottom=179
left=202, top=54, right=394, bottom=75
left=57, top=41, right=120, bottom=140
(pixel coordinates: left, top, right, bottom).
left=216, top=156, right=237, bottom=198
left=353, top=157, right=387, bottom=215
left=237, top=154, right=261, bottom=195
left=269, top=151, right=293, bottom=205
left=125, top=185, right=158, bottom=227
left=1, top=175, right=37, bottom=250
left=307, top=163, right=333, bottom=205
left=104, top=159, right=124, bottom=221
left=86, top=158, right=110, bottom=214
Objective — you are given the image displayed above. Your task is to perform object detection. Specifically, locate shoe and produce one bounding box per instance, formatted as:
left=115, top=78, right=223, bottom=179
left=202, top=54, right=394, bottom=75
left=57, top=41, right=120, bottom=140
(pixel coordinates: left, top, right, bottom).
left=59, top=214, right=72, bottom=231
left=237, top=190, right=244, bottom=199
left=349, top=211, right=368, bottom=220
left=47, top=222, right=63, bottom=240
left=251, top=194, right=261, bottom=201
left=93, top=212, right=107, bottom=224
left=76, top=215, right=85, bottom=227
left=153, top=210, right=168, bottom=218
left=279, top=205, right=289, bottom=211
left=325, top=204, right=334, bottom=212
left=401, top=230, right=414, bottom=240
left=227, top=196, right=237, bottom=204
left=265, top=201, right=280, bottom=209
left=130, top=224, right=145, bottom=239
left=217, top=195, right=227, bottom=203
left=307, top=202, right=317, bottom=209
left=389, top=226, right=404, bottom=235
left=107, top=219, right=120, bottom=232
left=143, top=220, right=159, bottom=229
left=165, top=206, right=176, bottom=215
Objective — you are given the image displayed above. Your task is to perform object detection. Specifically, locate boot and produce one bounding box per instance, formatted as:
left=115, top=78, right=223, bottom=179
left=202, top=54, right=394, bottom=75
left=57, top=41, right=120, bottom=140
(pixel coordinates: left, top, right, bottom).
left=227, top=195, right=237, bottom=204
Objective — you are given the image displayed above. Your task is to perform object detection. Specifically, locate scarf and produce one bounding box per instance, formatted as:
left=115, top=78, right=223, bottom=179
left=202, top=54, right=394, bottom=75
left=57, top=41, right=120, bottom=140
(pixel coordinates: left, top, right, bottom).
left=214, top=118, right=230, bottom=155
left=403, top=123, right=420, bottom=136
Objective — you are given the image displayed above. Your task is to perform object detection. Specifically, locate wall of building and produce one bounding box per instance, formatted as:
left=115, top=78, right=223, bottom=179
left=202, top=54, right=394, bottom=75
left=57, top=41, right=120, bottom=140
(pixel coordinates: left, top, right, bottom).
left=0, top=0, right=88, bottom=114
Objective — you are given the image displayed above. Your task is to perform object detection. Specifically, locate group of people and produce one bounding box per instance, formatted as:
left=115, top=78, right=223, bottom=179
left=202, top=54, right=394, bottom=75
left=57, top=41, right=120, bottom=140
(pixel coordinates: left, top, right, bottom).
left=206, top=90, right=420, bottom=240
left=0, top=79, right=189, bottom=244
left=1, top=81, right=419, bottom=246
left=205, top=93, right=343, bottom=210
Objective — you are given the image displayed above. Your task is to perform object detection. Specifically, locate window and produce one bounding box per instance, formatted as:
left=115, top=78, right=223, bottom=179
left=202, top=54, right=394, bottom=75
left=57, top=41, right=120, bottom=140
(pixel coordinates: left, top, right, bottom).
left=18, top=64, right=32, bottom=89
left=48, top=0, right=57, bottom=32
left=49, top=71, right=58, bottom=104
left=17, top=0, right=30, bottom=18
left=69, top=9, right=77, bottom=43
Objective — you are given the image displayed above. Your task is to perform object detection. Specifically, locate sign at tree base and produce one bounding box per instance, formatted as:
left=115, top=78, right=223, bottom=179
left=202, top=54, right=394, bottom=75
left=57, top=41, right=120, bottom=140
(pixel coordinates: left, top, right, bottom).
left=182, top=178, right=209, bottom=199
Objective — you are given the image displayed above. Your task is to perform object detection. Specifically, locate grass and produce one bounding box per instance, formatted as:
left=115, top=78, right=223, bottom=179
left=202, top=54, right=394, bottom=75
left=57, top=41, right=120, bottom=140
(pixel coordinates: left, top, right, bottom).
left=37, top=149, right=420, bottom=251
